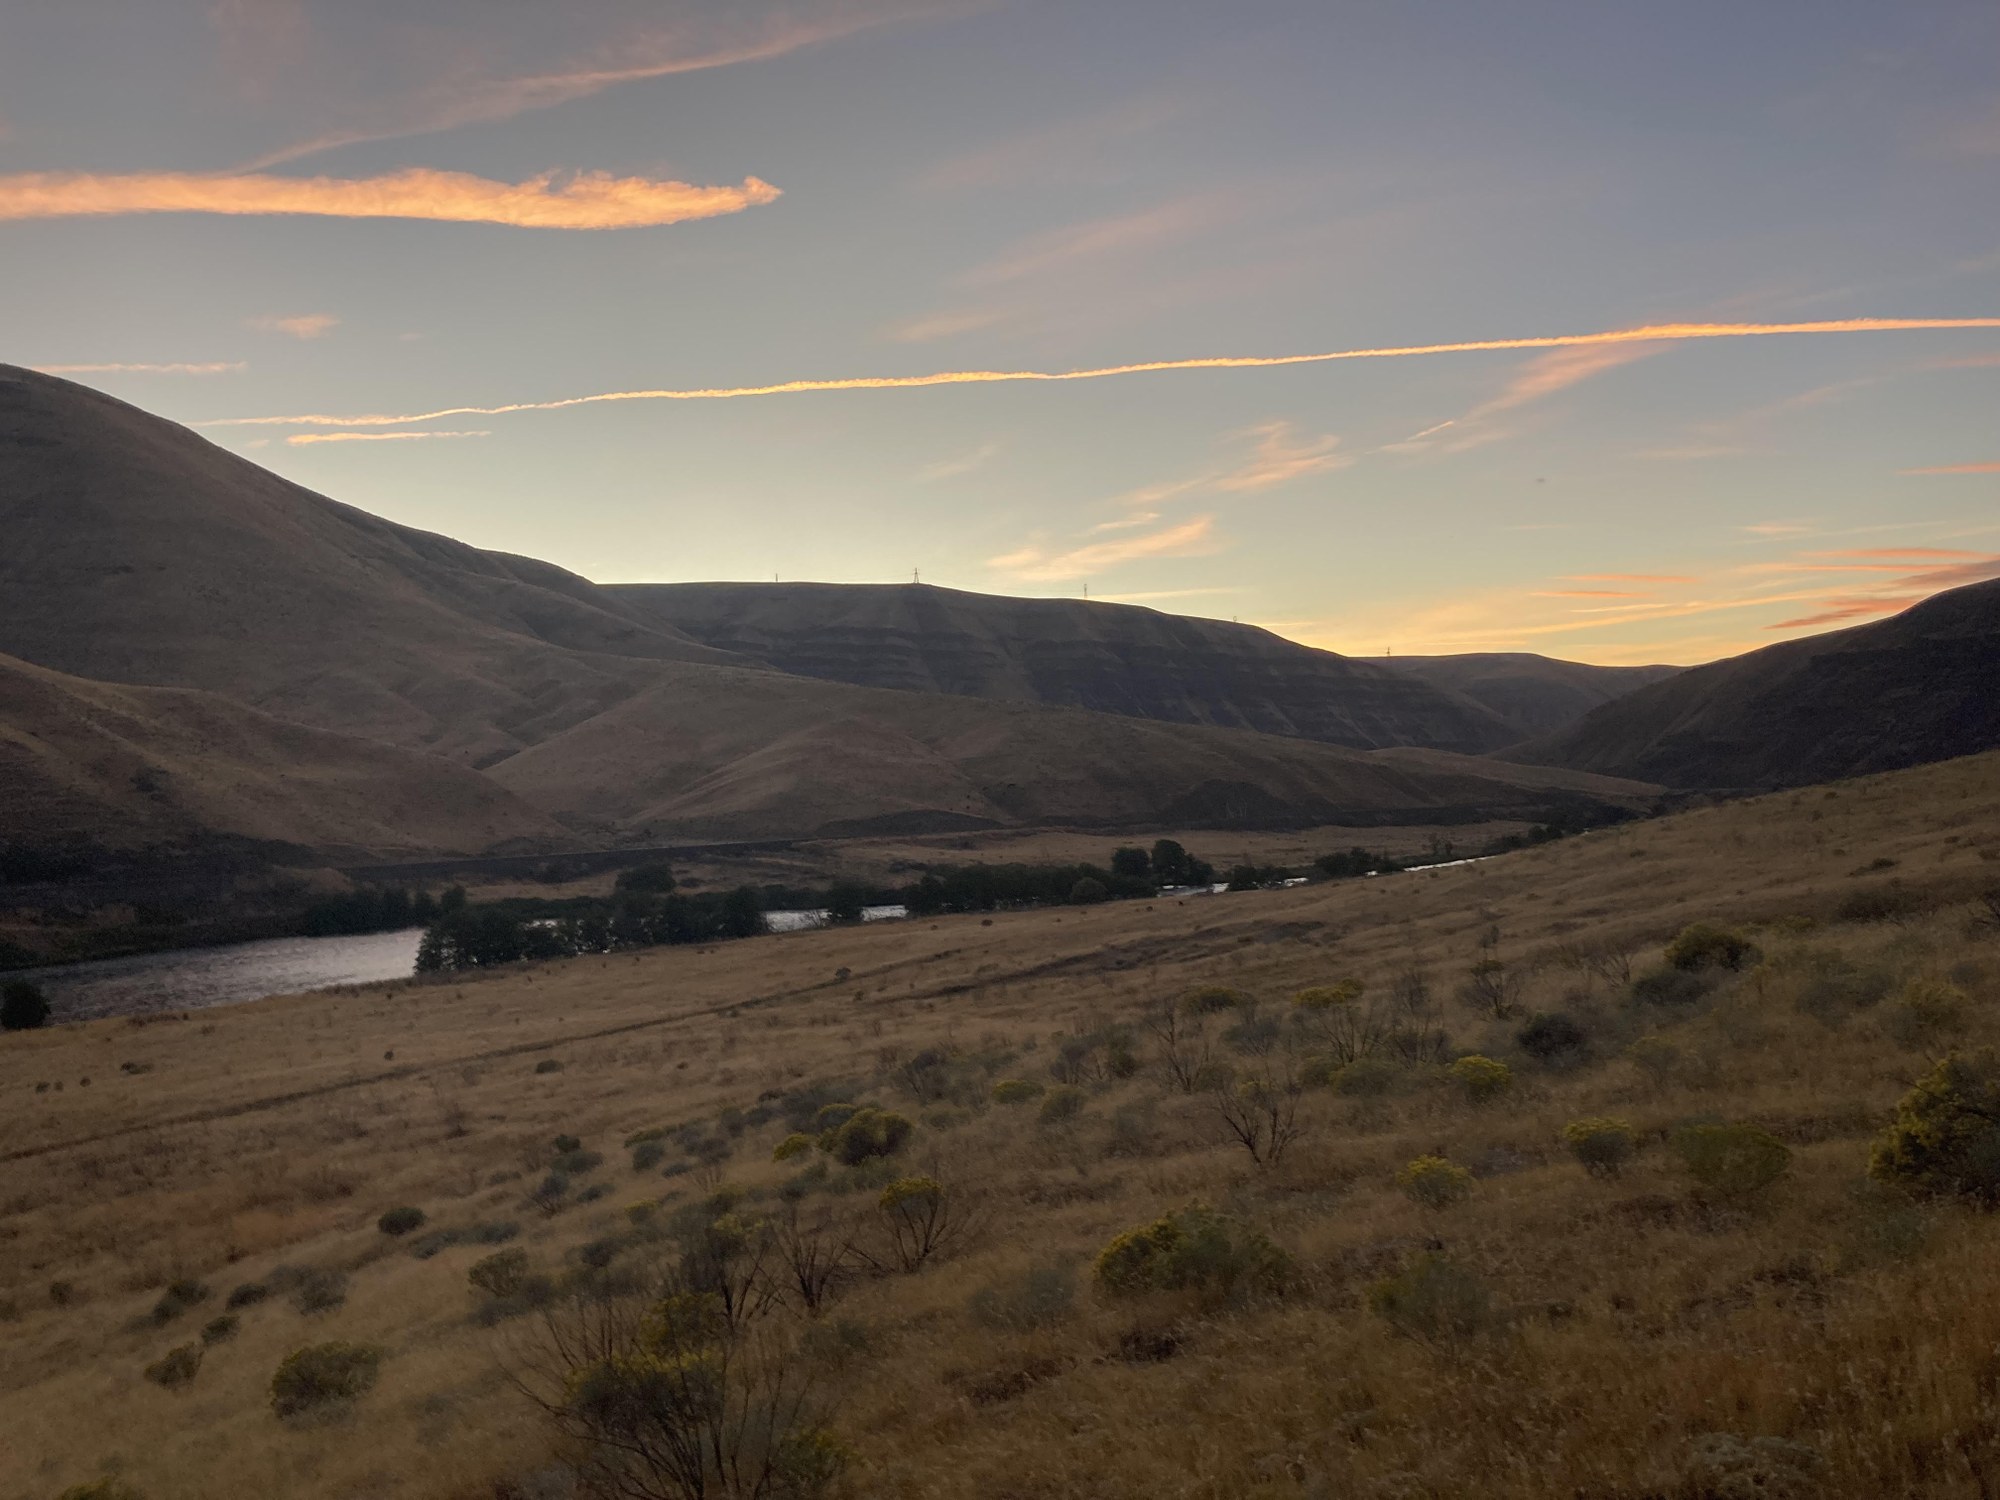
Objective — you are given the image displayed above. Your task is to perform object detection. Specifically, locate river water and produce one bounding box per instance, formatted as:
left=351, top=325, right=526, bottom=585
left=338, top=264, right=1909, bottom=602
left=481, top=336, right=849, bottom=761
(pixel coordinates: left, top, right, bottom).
left=13, top=903, right=914, bottom=1023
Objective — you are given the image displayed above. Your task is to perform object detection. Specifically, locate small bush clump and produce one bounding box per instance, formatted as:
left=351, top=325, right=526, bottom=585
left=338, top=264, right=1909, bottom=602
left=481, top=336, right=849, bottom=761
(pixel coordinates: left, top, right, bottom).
left=631, top=1140, right=668, bottom=1171
left=1397, top=1155, right=1474, bottom=1209
left=269, top=1341, right=383, bottom=1417
left=1870, top=1051, right=2000, bottom=1204
left=226, top=1282, right=270, bottom=1310
left=376, top=1206, right=426, bottom=1237
left=553, top=1148, right=604, bottom=1176
left=287, top=1268, right=348, bottom=1315
left=1630, top=967, right=1714, bottom=1006
left=772, top=1132, right=815, bottom=1162
left=1448, top=1055, right=1512, bottom=1104
left=467, top=1248, right=532, bottom=1300
left=1369, top=1255, right=1492, bottom=1344
left=1665, top=923, right=1759, bottom=972
left=991, top=1078, right=1045, bottom=1105
left=1184, top=986, right=1251, bottom=1015
left=149, top=1279, right=209, bottom=1326
left=821, top=1107, right=914, bottom=1165
left=533, top=1059, right=563, bottom=1075
left=1563, top=1117, right=1637, bottom=1177
left=1516, top=1011, right=1588, bottom=1063
left=1890, top=978, right=1969, bottom=1049
left=1037, top=1084, right=1087, bottom=1125
left=1093, top=1204, right=1288, bottom=1302
left=143, top=1344, right=203, bottom=1388
left=1332, top=1057, right=1399, bottom=1097
left=200, top=1314, right=240, bottom=1345
left=1674, top=1123, right=1791, bottom=1203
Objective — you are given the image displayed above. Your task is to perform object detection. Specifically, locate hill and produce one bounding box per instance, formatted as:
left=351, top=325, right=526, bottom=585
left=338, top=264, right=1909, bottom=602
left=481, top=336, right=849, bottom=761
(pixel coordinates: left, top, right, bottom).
left=0, top=367, right=1652, bottom=853
left=6, top=751, right=2000, bottom=1498
left=1380, top=651, right=1679, bottom=741
left=0, top=652, right=569, bottom=861
left=610, top=580, right=1522, bottom=752
left=1512, top=578, right=2000, bottom=787
left=485, top=658, right=1656, bottom=840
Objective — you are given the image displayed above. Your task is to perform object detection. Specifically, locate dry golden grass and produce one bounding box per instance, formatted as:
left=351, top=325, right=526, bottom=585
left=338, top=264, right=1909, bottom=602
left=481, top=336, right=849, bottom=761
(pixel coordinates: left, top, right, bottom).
left=4, top=753, right=2000, bottom=1498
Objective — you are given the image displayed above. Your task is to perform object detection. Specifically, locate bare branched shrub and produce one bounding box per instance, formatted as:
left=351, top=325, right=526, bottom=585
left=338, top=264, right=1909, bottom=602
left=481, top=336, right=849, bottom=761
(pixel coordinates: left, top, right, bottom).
left=1208, top=1059, right=1306, bottom=1168
left=1292, top=981, right=1393, bottom=1066
left=772, top=1202, right=861, bottom=1315
left=1460, top=958, right=1522, bottom=1019
left=875, top=1177, right=972, bottom=1273
left=1141, top=999, right=1216, bottom=1095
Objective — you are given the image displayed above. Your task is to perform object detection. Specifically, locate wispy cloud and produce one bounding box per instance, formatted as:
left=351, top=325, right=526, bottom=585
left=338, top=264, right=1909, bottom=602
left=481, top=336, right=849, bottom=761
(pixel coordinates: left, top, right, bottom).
left=1741, top=521, right=1817, bottom=538
left=914, top=442, right=999, bottom=482
left=988, top=516, right=1219, bottom=582
left=32, top=360, right=246, bottom=376
left=885, top=309, right=1006, bottom=344
left=1095, top=586, right=1242, bottom=604
left=285, top=429, right=490, bottom=446
left=230, top=3, right=948, bottom=168
left=1213, top=421, right=1349, bottom=492
left=918, top=95, right=1187, bottom=191
left=1533, top=588, right=1646, bottom=599
left=0, top=168, right=779, bottom=230
left=198, top=317, right=2000, bottom=431
left=961, top=194, right=1228, bottom=287
left=249, top=312, right=337, bottom=339
left=1387, top=342, right=1662, bottom=455
left=1902, top=461, right=2000, bottom=475
left=1564, top=572, right=1699, bottom=583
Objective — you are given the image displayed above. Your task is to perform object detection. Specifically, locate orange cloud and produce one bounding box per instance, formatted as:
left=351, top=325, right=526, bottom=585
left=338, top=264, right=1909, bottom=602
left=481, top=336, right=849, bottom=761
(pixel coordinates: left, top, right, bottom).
left=1902, top=462, right=2000, bottom=475
left=1815, top=546, right=1984, bottom=559
left=33, top=361, right=245, bottom=375
left=285, top=429, right=490, bottom=445
left=198, top=317, right=2000, bottom=430
left=1563, top=572, right=1698, bottom=583
left=1532, top=589, right=1646, bottom=598
left=250, top=312, right=337, bottom=339
left=886, top=309, right=1007, bottom=344
left=988, top=516, right=1219, bottom=582
left=0, top=168, right=779, bottom=230
left=1767, top=597, right=1921, bottom=630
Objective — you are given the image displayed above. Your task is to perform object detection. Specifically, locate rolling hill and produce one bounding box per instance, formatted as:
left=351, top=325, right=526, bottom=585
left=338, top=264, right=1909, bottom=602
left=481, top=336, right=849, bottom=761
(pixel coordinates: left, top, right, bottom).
left=1511, top=577, right=2000, bottom=787
left=1380, top=652, right=1680, bottom=741
left=609, top=580, right=1523, bottom=753
left=0, top=366, right=1660, bottom=857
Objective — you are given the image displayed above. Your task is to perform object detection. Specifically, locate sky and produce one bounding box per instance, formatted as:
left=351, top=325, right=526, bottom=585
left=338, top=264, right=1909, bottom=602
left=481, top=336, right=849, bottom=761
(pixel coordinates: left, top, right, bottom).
left=5, top=0, right=1999, bottom=665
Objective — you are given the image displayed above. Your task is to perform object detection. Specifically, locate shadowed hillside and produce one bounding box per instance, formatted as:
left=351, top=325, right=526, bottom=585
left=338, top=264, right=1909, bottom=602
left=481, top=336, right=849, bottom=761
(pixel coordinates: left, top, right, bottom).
left=1512, top=578, right=2000, bottom=787
left=1381, top=651, right=1680, bottom=741
left=610, top=581, right=1523, bottom=752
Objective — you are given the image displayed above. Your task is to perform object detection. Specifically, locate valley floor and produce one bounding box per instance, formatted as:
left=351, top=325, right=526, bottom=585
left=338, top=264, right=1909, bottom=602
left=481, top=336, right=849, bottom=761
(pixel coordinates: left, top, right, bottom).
left=3, top=756, right=2000, bottom=1498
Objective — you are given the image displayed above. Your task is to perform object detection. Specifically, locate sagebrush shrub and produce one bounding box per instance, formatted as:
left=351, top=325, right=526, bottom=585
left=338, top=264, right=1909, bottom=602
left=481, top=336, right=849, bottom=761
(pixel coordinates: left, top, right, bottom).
left=1563, top=1117, right=1637, bottom=1177
left=1184, top=986, right=1250, bottom=1015
left=1369, top=1255, right=1491, bottom=1344
left=631, top=1140, right=668, bottom=1172
left=1665, top=923, right=1759, bottom=972
left=1397, top=1155, right=1474, bottom=1209
left=200, top=1314, right=240, bottom=1345
left=149, top=1279, right=209, bottom=1325
left=1674, top=1123, right=1790, bottom=1203
left=377, top=1206, right=426, bottom=1236
left=1093, top=1203, right=1288, bottom=1301
left=270, top=1342, right=383, bottom=1416
left=1870, top=1051, right=2000, bottom=1204
left=1448, top=1054, right=1512, bottom=1104
left=288, top=1268, right=348, bottom=1315
left=226, top=1282, right=270, bottom=1310
left=821, top=1108, right=914, bottom=1165
left=1516, top=1011, right=1588, bottom=1063
left=1630, top=967, right=1713, bottom=1006
left=1890, top=978, right=1969, bottom=1049
left=772, top=1132, right=814, bottom=1162
left=143, top=1344, right=202, bottom=1388
left=1037, top=1084, right=1087, bottom=1125
left=553, top=1149, right=604, bottom=1176
left=1293, top=980, right=1364, bottom=1011
left=990, top=1078, right=1045, bottom=1105
left=1332, top=1057, right=1399, bottom=1097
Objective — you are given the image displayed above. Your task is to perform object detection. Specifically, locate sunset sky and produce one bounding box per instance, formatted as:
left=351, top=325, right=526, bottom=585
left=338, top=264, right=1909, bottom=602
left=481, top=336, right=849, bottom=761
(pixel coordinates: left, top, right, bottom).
left=7, top=1, right=1999, bottom=664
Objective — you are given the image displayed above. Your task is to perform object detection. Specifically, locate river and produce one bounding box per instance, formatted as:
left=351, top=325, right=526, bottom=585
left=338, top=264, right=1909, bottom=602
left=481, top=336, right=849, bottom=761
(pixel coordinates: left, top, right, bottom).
left=13, top=903, right=913, bottom=1023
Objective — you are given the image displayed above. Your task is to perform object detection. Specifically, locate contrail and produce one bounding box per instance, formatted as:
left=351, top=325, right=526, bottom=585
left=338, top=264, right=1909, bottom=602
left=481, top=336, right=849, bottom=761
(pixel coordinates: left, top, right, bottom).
left=198, top=317, right=2000, bottom=430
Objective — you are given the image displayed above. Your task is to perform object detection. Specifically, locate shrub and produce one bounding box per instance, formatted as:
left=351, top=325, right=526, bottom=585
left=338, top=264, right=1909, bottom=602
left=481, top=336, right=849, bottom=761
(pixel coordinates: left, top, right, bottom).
left=1037, top=1084, right=1087, bottom=1125
left=1771, top=949, right=1895, bottom=1025
left=772, top=1132, right=815, bottom=1162
left=1630, top=967, right=1714, bottom=1006
left=968, top=1264, right=1076, bottom=1331
left=533, top=1059, right=563, bottom=1075
left=553, top=1134, right=583, bottom=1154
left=879, top=1177, right=966, bottom=1272
left=1068, top=877, right=1110, bottom=905
left=1332, top=1057, right=1399, bottom=1097
left=1448, top=1054, right=1512, bottom=1104
left=269, top=1341, right=383, bottom=1416
left=200, top=1314, right=240, bottom=1345
left=226, top=1282, right=270, bottom=1309
left=1, top=978, right=51, bottom=1031
left=554, top=1149, right=604, bottom=1176
left=1184, top=986, right=1250, bottom=1015
left=990, top=1078, right=1044, bottom=1105
left=468, top=1248, right=533, bottom=1299
left=149, top=1279, right=209, bottom=1325
left=1665, top=923, right=1759, bottom=972
left=376, top=1206, right=426, bottom=1237
left=1563, top=1117, right=1637, bottom=1177
left=631, top=1140, right=668, bottom=1171
left=1674, top=1123, right=1791, bottom=1203
left=1397, top=1155, right=1474, bottom=1210
left=288, top=1268, right=348, bottom=1315
left=1369, top=1255, right=1492, bottom=1344
left=1625, top=1034, right=1683, bottom=1086
left=143, top=1344, right=203, bottom=1388
left=810, top=1102, right=863, bottom=1134
left=822, top=1108, right=914, bottom=1166
left=1092, top=1204, right=1288, bottom=1301
left=1890, top=978, right=1969, bottom=1049
left=1871, top=1051, right=2000, bottom=1204
left=1516, top=1011, right=1587, bottom=1063
left=1293, top=980, right=1365, bottom=1011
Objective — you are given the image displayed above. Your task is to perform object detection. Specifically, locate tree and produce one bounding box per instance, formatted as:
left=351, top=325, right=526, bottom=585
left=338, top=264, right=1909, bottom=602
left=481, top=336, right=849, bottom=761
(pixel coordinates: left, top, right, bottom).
left=1110, top=846, right=1152, bottom=882
left=718, top=886, right=767, bottom=940
left=823, top=881, right=868, bottom=924
left=1068, top=877, right=1110, bottom=906
left=615, top=863, right=678, bottom=896
left=1, top=979, right=50, bottom=1031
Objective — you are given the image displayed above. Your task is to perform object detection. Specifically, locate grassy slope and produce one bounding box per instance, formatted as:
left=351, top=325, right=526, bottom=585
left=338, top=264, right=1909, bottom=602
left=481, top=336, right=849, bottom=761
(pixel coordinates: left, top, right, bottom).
left=4, top=752, right=2000, bottom=1496
left=0, top=652, right=571, bottom=860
